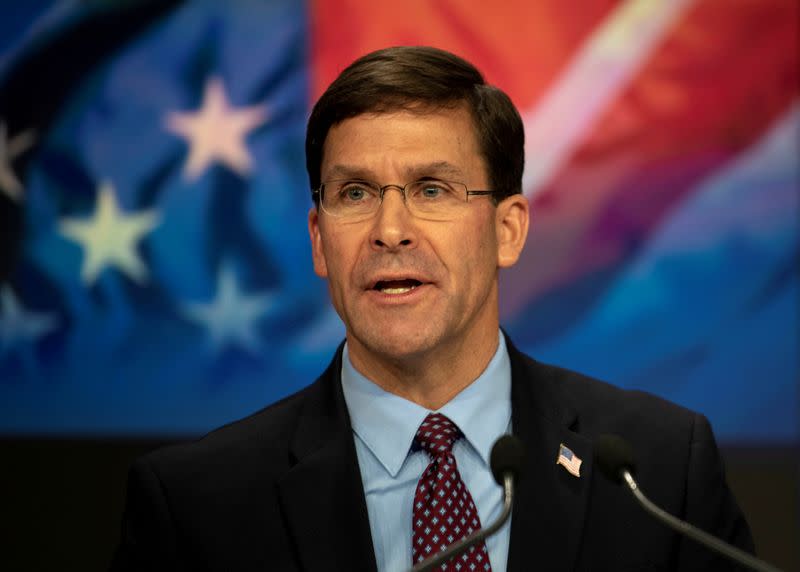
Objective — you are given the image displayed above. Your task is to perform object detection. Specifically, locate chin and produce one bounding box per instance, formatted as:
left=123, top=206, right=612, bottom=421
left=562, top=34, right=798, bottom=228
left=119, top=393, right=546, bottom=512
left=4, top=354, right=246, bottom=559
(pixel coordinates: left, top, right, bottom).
left=350, top=322, right=444, bottom=362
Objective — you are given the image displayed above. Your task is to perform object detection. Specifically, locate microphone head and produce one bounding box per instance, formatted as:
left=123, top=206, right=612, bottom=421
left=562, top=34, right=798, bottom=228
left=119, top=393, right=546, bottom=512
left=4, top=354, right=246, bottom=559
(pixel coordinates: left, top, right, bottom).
left=490, top=435, right=525, bottom=485
left=594, top=434, right=636, bottom=484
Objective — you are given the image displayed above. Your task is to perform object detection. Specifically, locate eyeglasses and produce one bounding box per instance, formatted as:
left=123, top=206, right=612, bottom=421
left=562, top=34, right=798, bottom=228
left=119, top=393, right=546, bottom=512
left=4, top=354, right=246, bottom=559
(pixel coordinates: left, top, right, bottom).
left=313, top=179, right=497, bottom=221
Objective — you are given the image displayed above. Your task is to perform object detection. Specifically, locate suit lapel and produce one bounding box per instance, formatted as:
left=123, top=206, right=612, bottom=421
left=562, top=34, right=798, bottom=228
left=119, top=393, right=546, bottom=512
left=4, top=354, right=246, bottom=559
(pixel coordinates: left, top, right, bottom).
left=276, top=349, right=378, bottom=572
left=506, top=341, right=594, bottom=572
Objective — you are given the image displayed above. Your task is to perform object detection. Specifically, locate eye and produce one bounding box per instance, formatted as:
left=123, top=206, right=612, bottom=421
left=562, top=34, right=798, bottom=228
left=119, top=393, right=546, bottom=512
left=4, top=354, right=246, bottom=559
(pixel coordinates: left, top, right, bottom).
left=337, top=181, right=375, bottom=202
left=412, top=179, right=455, bottom=200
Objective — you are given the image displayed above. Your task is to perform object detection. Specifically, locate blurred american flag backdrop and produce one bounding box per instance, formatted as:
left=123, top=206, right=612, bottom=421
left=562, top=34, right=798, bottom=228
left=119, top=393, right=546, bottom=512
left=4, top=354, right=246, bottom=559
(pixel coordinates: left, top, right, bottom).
left=0, top=0, right=797, bottom=443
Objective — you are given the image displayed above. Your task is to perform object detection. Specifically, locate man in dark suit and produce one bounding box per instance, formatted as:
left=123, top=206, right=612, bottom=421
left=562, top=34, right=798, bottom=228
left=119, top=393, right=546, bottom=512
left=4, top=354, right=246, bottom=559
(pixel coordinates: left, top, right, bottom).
left=111, top=46, right=753, bottom=571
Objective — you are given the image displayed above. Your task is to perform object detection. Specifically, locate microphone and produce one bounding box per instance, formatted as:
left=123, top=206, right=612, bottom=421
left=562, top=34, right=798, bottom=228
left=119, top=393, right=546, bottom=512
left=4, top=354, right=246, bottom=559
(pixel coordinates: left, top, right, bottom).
left=409, top=434, right=525, bottom=572
left=594, top=434, right=782, bottom=572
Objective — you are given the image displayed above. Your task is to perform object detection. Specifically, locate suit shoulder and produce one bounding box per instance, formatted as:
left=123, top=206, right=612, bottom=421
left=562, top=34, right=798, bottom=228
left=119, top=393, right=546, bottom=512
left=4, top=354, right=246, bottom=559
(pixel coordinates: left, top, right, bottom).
left=518, top=352, right=699, bottom=440
left=141, top=380, right=318, bottom=480
left=560, top=363, right=692, bottom=418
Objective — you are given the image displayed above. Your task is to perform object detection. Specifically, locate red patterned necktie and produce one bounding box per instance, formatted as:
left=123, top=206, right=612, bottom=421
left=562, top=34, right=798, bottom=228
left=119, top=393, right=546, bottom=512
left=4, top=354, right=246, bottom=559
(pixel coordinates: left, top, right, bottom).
left=412, top=413, right=492, bottom=571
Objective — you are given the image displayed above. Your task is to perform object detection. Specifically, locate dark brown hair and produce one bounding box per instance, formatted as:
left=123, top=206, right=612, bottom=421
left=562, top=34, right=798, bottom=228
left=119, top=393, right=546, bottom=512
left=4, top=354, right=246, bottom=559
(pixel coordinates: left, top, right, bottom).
left=305, top=46, right=524, bottom=203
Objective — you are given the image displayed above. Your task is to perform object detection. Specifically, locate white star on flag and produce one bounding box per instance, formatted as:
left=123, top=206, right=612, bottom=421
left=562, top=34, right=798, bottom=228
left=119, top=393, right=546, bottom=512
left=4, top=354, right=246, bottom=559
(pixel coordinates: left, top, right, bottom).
left=164, top=77, right=268, bottom=180
left=0, top=286, right=58, bottom=357
left=0, top=121, right=36, bottom=202
left=59, top=181, right=161, bottom=285
left=182, top=266, right=273, bottom=354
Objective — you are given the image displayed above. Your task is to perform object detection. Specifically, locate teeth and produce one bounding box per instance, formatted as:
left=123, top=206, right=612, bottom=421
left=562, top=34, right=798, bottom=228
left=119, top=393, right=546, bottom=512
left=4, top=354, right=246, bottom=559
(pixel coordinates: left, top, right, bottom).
left=381, top=286, right=415, bottom=294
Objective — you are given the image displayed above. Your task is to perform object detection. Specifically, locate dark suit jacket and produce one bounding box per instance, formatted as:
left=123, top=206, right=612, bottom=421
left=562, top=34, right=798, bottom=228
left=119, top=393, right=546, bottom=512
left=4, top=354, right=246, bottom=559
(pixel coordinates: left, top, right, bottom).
left=111, top=340, right=753, bottom=571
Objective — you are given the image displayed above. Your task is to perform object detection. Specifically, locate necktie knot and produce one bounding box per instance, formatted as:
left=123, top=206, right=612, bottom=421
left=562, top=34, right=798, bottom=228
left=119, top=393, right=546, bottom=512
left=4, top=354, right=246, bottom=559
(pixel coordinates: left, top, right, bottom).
left=415, top=412, right=461, bottom=458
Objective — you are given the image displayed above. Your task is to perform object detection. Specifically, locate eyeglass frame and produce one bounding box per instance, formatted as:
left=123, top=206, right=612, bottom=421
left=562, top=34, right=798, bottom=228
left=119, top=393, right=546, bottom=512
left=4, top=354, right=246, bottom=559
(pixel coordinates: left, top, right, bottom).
left=311, top=178, right=499, bottom=220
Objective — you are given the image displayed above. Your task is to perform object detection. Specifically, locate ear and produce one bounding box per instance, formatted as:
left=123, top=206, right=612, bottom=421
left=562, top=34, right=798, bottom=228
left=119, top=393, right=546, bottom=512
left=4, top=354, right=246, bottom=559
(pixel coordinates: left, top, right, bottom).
left=308, top=207, right=329, bottom=278
left=495, top=194, right=529, bottom=268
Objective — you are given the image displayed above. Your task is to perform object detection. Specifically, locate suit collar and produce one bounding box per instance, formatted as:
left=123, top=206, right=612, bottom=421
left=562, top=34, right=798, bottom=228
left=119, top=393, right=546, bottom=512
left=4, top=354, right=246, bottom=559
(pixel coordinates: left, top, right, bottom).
left=276, top=345, right=378, bottom=572
left=506, top=338, right=594, bottom=572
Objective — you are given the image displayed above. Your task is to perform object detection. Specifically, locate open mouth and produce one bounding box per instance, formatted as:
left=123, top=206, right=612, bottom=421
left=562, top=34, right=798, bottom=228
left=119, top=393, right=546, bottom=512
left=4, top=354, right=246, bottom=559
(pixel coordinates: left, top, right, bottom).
left=373, top=279, right=422, bottom=294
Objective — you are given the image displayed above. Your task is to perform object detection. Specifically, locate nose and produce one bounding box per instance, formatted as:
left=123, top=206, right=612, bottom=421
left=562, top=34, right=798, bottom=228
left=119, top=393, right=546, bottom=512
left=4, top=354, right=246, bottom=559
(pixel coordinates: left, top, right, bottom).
left=369, top=186, right=416, bottom=251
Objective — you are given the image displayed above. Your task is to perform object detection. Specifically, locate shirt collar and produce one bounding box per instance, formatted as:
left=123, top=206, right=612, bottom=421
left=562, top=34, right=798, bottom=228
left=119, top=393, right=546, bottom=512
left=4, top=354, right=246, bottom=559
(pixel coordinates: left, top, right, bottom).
left=341, top=331, right=512, bottom=477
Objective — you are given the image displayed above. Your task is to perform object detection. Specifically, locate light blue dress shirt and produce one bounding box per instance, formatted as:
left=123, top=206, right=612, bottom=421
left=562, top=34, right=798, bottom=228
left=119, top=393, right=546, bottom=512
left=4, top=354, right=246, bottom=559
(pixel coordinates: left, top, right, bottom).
left=341, top=332, right=513, bottom=572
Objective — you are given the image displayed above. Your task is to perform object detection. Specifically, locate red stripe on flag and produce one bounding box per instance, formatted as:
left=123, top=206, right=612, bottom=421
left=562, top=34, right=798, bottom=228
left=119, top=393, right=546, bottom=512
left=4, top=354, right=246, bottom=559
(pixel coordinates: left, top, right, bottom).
left=310, top=0, right=618, bottom=108
left=501, top=0, right=798, bottom=318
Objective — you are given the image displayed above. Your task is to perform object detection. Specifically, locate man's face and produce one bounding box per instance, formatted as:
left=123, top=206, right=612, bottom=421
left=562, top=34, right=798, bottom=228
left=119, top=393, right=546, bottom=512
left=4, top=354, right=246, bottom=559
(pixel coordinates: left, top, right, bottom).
left=308, top=106, right=526, bottom=364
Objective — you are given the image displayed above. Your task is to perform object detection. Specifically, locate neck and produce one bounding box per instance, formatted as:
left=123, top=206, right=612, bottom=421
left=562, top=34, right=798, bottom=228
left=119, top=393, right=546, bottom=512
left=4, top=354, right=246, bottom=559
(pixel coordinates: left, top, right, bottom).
left=346, top=327, right=500, bottom=410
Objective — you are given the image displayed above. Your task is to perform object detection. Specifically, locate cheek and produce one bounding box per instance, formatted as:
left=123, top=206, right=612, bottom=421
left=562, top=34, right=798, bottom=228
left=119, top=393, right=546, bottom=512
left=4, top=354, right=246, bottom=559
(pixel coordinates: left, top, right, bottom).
left=320, top=229, right=362, bottom=287
left=440, top=220, right=497, bottom=284
left=465, top=217, right=497, bottom=260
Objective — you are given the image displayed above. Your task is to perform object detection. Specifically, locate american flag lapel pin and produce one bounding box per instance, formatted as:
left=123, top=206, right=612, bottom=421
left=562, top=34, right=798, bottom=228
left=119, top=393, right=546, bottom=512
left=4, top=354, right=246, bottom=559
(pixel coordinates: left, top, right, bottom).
left=556, top=443, right=582, bottom=477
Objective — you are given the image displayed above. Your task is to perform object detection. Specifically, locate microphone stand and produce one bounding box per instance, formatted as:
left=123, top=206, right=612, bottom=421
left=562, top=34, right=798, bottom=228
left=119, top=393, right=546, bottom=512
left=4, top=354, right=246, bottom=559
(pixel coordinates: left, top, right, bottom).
left=621, top=470, right=781, bottom=572
left=409, top=473, right=513, bottom=572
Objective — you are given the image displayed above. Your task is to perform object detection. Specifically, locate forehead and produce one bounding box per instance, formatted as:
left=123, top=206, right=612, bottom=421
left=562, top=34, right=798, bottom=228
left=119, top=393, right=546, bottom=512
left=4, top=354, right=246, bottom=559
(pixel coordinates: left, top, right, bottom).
left=320, top=106, right=485, bottom=182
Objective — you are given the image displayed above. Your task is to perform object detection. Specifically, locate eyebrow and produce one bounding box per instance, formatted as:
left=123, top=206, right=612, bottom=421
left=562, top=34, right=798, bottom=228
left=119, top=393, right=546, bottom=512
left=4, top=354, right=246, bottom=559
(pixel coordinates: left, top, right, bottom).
left=323, top=161, right=466, bottom=182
